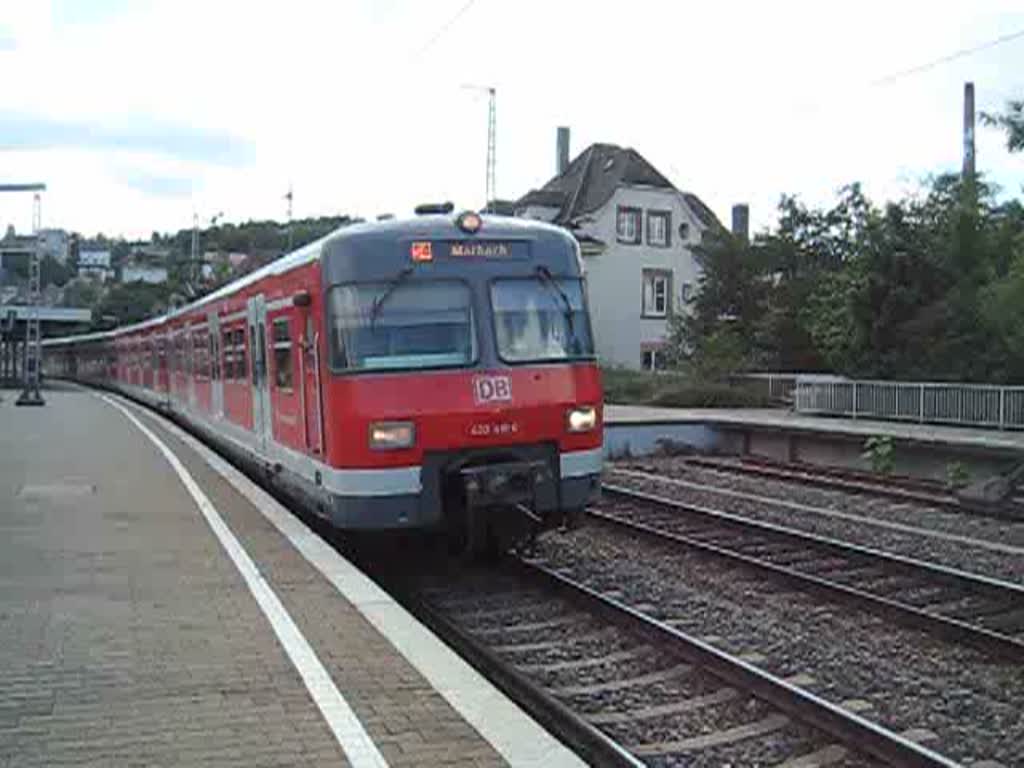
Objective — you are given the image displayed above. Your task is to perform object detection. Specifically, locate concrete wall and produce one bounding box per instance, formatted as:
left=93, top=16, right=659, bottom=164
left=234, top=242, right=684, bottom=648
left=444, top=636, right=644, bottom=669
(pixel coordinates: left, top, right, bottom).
left=578, top=186, right=705, bottom=369
left=607, top=421, right=1016, bottom=483
left=604, top=422, right=724, bottom=459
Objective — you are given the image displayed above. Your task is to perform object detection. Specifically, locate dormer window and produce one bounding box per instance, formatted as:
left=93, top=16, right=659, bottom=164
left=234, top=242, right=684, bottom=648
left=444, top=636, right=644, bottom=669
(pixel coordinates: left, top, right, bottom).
left=647, top=211, right=671, bottom=247
left=616, top=206, right=641, bottom=244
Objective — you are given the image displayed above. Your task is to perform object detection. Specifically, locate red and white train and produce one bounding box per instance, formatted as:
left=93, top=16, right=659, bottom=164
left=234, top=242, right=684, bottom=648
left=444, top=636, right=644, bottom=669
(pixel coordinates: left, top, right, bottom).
left=45, top=210, right=603, bottom=550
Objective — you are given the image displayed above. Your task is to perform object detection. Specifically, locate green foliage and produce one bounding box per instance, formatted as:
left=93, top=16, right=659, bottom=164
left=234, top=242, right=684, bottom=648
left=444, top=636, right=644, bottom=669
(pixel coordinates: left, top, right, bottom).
left=945, top=461, right=971, bottom=490
left=600, top=367, right=771, bottom=408
left=62, top=280, right=100, bottom=309
left=95, top=282, right=173, bottom=327
left=40, top=255, right=74, bottom=287
left=861, top=435, right=895, bottom=475
left=675, top=173, right=1024, bottom=384
left=981, top=100, right=1024, bottom=154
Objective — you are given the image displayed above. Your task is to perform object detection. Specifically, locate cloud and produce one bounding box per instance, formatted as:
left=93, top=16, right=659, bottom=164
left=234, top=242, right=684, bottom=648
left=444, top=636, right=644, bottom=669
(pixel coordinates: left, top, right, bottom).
left=0, top=111, right=253, bottom=166
left=112, top=167, right=194, bottom=198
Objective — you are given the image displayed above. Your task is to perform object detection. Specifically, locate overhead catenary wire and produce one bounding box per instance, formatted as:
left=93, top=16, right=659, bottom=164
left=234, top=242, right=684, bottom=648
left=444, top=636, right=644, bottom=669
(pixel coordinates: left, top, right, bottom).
left=869, top=27, right=1024, bottom=88
left=410, top=0, right=480, bottom=61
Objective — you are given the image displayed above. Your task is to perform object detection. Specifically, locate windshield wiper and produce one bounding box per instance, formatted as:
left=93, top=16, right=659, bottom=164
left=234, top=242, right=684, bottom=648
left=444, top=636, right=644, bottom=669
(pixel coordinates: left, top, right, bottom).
left=534, top=265, right=576, bottom=337
left=370, top=266, right=414, bottom=330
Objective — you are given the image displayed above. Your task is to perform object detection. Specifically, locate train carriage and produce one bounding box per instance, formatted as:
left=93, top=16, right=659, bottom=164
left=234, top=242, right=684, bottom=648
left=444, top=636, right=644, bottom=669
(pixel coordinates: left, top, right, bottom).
left=44, top=210, right=604, bottom=551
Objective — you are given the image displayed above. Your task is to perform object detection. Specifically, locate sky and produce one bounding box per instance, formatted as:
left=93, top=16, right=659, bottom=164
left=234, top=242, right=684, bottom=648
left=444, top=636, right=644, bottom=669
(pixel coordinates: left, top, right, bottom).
left=0, top=0, right=1023, bottom=240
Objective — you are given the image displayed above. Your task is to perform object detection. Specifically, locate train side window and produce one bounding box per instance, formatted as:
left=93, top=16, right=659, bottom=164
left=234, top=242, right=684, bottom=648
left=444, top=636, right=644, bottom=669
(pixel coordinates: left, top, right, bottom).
left=272, top=318, right=293, bottom=390
left=222, top=330, right=233, bottom=380
left=209, top=333, right=218, bottom=380
left=233, top=329, right=246, bottom=381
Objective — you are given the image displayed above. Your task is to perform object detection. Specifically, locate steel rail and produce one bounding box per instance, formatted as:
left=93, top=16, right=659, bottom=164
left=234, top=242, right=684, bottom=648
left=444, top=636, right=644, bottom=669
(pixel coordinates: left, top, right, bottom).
left=511, top=557, right=959, bottom=768
left=395, top=578, right=646, bottom=768
left=598, top=484, right=1024, bottom=661
left=681, top=456, right=958, bottom=509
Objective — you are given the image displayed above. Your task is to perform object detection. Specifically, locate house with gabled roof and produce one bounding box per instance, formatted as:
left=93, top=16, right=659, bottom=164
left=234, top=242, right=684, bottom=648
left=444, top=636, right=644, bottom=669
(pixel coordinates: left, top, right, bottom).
left=515, top=130, right=730, bottom=370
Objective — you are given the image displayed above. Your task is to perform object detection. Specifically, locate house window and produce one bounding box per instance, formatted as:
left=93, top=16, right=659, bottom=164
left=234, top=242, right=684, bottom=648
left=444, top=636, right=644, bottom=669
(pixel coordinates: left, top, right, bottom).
left=616, top=206, right=641, bottom=244
left=272, top=318, right=293, bottom=390
left=641, top=347, right=667, bottom=370
left=642, top=269, right=672, bottom=318
left=678, top=222, right=690, bottom=242
left=647, top=211, right=671, bottom=247
left=681, top=282, right=693, bottom=303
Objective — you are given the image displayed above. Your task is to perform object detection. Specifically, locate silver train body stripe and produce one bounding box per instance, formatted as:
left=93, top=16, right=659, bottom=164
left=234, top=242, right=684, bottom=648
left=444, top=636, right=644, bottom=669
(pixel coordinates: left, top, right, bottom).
left=560, top=446, right=604, bottom=479
left=118, top=381, right=422, bottom=496
left=105, top=382, right=601, bottom=497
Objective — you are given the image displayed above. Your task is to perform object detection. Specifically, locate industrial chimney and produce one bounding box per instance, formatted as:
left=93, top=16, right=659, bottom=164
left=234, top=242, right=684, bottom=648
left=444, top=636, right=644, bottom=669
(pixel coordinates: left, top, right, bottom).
left=556, top=127, right=570, bottom=175
left=963, top=82, right=976, bottom=179
left=731, top=204, right=750, bottom=242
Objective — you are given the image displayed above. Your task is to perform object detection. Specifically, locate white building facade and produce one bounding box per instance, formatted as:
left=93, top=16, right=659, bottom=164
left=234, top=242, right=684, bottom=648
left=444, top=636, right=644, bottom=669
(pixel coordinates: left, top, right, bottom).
left=516, top=139, right=720, bottom=369
left=78, top=249, right=112, bottom=282
left=121, top=264, right=168, bottom=284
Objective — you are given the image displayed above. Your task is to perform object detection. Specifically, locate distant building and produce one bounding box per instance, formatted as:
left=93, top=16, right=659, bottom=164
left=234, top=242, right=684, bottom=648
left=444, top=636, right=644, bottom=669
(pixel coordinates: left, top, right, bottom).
left=78, top=249, right=112, bottom=282
left=120, top=244, right=170, bottom=284
left=515, top=130, right=722, bottom=370
left=121, top=264, right=168, bottom=284
left=39, top=229, right=70, bottom=263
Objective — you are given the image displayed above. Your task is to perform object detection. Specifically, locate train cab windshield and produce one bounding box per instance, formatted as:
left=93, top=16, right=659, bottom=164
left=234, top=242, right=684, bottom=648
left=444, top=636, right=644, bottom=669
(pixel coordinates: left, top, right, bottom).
left=491, top=276, right=594, bottom=363
left=328, top=280, right=476, bottom=371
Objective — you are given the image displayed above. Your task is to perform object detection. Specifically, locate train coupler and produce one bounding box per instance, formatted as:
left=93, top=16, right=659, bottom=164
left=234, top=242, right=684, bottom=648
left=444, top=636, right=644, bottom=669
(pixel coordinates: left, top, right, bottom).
left=459, top=460, right=552, bottom=555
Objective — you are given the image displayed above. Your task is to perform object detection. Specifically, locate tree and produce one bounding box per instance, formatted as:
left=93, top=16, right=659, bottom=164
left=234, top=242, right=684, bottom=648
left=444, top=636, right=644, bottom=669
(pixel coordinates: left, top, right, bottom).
left=95, top=281, right=172, bottom=327
left=672, top=173, right=1024, bottom=383
left=982, top=100, right=1024, bottom=153
left=665, top=229, right=769, bottom=375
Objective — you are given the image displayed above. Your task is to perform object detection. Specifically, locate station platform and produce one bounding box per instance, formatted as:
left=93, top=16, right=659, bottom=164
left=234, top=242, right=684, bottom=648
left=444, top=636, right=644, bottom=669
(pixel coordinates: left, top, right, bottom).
left=0, top=386, right=584, bottom=768
left=605, top=404, right=1024, bottom=453
left=604, top=404, right=1024, bottom=481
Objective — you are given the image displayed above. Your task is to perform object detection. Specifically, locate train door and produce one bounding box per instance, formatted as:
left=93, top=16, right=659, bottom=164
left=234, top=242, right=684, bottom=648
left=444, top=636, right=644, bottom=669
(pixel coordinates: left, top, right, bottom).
left=246, top=296, right=272, bottom=451
left=208, top=311, right=223, bottom=419
left=301, top=313, right=322, bottom=455
left=187, top=326, right=197, bottom=411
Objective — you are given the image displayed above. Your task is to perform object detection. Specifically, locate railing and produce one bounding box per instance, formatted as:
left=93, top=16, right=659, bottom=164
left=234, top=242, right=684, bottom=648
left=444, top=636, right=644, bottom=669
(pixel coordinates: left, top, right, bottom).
left=730, top=373, right=818, bottom=404
left=794, top=379, right=1024, bottom=430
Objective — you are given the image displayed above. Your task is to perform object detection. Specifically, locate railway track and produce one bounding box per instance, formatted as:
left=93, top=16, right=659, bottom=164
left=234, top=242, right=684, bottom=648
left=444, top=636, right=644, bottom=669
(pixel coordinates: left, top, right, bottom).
left=395, top=556, right=957, bottom=767
left=675, top=456, right=1024, bottom=517
left=595, top=483, right=1024, bottom=662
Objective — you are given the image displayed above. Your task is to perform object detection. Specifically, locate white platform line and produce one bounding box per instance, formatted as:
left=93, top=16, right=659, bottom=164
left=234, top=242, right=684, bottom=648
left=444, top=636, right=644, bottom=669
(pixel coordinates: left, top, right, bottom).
left=115, top=393, right=587, bottom=768
left=97, top=394, right=389, bottom=768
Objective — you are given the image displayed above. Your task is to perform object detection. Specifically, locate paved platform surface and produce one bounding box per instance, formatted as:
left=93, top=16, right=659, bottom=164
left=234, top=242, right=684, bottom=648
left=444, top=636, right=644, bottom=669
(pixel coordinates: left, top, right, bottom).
left=605, top=405, right=1024, bottom=453
left=0, top=386, right=584, bottom=767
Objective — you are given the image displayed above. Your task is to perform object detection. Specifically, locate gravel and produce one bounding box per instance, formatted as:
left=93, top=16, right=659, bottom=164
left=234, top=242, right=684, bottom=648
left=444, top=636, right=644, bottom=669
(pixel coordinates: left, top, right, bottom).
left=532, top=521, right=1024, bottom=766
left=609, top=460, right=1024, bottom=584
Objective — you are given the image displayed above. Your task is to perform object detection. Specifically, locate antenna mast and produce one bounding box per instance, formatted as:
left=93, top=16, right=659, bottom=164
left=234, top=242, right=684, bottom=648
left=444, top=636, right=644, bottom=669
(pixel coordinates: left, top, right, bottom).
left=485, top=87, right=496, bottom=206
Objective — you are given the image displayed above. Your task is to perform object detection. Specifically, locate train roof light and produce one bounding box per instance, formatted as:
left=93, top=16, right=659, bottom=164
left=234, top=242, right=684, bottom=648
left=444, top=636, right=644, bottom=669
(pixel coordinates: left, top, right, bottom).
left=456, top=210, right=482, bottom=233
left=415, top=202, right=454, bottom=215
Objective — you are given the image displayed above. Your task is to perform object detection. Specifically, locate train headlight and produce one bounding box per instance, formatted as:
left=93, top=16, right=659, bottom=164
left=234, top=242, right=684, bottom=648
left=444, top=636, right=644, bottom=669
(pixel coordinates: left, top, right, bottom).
left=566, top=405, right=597, bottom=433
left=369, top=421, right=416, bottom=450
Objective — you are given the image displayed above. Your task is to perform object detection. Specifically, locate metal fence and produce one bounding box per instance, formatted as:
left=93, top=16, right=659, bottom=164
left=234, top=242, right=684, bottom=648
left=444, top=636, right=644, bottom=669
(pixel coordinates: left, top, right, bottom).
left=794, top=379, right=1024, bottom=430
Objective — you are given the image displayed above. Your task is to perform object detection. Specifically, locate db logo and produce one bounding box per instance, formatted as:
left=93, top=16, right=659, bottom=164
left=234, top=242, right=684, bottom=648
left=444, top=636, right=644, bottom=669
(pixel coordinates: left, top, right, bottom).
left=473, top=375, right=512, bottom=404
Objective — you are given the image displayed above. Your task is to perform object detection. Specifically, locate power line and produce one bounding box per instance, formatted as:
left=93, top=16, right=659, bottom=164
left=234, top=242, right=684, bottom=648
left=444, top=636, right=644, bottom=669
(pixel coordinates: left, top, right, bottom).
left=870, top=27, right=1024, bottom=87
left=411, top=0, right=479, bottom=60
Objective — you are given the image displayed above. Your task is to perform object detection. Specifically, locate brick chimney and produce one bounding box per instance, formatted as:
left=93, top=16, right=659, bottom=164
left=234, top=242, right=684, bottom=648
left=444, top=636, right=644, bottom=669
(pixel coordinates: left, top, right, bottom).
left=731, top=204, right=749, bottom=241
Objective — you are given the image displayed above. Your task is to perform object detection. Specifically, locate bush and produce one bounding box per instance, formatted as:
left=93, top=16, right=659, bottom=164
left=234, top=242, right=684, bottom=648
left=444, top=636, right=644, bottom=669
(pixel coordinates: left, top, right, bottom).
left=601, top=367, right=772, bottom=408
left=861, top=435, right=895, bottom=475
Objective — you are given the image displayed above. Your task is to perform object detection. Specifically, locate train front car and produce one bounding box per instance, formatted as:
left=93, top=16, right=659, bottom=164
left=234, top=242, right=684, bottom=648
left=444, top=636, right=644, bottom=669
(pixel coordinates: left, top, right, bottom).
left=320, top=211, right=603, bottom=552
